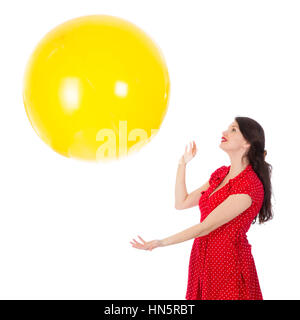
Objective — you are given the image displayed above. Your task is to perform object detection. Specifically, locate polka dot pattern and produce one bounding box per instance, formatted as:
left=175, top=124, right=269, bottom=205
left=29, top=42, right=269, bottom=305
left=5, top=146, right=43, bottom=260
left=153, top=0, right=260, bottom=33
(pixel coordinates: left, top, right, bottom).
left=185, top=164, right=264, bottom=300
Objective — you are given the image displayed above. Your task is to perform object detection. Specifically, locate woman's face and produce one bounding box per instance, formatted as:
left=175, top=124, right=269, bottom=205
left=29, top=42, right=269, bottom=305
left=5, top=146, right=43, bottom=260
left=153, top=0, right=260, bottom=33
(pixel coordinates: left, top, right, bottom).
left=220, top=120, right=250, bottom=154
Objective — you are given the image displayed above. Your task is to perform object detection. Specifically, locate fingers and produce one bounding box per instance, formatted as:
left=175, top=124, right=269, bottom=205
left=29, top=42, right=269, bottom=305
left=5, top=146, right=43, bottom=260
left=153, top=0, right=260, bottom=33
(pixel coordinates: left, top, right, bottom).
left=130, top=236, right=148, bottom=250
left=193, top=140, right=197, bottom=154
left=130, top=238, right=140, bottom=248
left=185, top=141, right=196, bottom=155
left=184, top=141, right=195, bottom=154
left=130, top=237, right=157, bottom=251
left=185, top=142, right=191, bottom=154
left=137, top=235, right=146, bottom=244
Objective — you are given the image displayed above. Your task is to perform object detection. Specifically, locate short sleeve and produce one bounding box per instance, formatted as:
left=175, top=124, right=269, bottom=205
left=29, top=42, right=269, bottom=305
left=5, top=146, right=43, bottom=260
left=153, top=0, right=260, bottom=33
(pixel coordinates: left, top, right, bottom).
left=209, top=165, right=227, bottom=185
left=228, top=178, right=264, bottom=209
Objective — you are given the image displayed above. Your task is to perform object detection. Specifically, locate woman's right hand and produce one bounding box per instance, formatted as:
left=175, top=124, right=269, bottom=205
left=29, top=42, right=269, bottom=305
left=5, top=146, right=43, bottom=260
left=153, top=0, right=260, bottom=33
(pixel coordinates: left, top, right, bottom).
left=180, top=141, right=197, bottom=164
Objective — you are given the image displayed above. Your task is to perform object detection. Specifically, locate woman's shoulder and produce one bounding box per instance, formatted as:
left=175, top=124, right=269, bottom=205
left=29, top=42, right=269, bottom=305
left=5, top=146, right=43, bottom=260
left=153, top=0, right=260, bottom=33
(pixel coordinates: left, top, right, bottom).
left=234, top=168, right=264, bottom=194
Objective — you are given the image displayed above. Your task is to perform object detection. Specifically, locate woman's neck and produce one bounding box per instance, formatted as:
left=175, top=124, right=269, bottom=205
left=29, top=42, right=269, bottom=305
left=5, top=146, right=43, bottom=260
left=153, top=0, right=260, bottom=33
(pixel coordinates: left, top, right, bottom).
left=228, top=158, right=249, bottom=179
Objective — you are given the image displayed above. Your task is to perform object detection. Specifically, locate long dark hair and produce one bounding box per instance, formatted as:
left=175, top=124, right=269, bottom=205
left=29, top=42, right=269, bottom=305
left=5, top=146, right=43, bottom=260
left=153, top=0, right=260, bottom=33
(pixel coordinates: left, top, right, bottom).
left=235, top=116, right=273, bottom=224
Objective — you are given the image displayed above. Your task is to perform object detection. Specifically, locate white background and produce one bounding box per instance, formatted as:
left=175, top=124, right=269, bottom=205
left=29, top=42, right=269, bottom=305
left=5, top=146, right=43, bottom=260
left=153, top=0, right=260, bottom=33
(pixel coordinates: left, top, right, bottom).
left=0, top=0, right=299, bottom=299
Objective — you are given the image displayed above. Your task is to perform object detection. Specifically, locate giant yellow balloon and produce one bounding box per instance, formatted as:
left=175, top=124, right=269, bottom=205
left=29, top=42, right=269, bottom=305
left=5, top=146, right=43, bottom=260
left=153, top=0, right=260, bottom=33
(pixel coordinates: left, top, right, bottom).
left=23, top=15, right=170, bottom=162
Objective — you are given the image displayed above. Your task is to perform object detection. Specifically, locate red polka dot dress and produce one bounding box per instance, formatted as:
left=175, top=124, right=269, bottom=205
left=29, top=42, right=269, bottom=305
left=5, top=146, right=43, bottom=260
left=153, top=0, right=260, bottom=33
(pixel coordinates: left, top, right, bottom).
left=185, top=164, right=264, bottom=300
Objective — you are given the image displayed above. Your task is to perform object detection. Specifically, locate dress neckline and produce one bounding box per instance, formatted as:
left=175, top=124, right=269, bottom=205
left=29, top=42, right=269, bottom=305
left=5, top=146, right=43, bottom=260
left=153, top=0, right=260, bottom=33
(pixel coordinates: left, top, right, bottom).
left=207, top=163, right=252, bottom=200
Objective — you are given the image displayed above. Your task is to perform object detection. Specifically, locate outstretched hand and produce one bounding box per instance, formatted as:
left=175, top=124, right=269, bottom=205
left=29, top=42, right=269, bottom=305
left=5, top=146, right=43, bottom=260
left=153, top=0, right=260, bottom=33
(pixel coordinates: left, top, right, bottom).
left=130, top=235, right=162, bottom=251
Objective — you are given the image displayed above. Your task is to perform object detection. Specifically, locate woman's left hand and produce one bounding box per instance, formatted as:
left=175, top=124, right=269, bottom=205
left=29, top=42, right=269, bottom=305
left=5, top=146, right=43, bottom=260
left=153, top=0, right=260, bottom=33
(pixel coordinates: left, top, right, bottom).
left=130, top=235, right=162, bottom=251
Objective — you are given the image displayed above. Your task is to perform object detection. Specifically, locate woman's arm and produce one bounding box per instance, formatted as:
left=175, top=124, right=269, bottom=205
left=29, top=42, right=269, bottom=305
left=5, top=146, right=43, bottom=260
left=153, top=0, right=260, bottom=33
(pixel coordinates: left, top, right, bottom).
left=174, top=158, right=188, bottom=209
left=175, top=157, right=210, bottom=210
left=175, top=142, right=209, bottom=210
left=175, top=178, right=210, bottom=210
left=161, top=194, right=252, bottom=247
left=174, top=142, right=196, bottom=209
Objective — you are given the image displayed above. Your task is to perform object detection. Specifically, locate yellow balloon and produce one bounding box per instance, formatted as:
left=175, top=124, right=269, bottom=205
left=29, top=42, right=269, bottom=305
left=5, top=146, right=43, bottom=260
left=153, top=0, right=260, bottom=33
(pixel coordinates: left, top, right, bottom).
left=23, top=15, right=170, bottom=162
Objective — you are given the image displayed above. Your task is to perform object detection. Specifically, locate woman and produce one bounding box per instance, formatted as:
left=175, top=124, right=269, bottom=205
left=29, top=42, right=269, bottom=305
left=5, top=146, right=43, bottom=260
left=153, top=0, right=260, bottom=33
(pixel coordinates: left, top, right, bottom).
left=130, top=116, right=273, bottom=300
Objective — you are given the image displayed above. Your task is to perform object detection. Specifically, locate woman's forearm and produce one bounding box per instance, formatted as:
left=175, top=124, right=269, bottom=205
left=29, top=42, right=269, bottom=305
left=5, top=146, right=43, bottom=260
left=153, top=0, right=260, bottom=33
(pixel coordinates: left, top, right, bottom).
left=160, top=222, right=210, bottom=247
left=175, top=157, right=188, bottom=208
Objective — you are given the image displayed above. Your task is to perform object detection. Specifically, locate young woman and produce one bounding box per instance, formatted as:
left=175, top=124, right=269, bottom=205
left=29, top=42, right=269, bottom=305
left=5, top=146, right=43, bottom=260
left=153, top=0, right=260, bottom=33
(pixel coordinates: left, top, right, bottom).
left=130, top=116, right=273, bottom=300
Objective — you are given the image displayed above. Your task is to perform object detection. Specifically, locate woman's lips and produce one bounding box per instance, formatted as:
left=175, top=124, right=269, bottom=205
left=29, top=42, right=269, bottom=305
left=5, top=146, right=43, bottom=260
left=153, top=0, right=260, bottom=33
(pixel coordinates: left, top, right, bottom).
left=221, top=137, right=227, bottom=142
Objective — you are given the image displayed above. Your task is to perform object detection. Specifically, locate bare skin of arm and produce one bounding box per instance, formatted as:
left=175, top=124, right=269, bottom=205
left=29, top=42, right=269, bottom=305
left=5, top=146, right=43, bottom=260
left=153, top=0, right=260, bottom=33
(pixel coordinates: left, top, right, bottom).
left=131, top=194, right=252, bottom=250
left=130, top=141, right=213, bottom=251
left=175, top=141, right=209, bottom=210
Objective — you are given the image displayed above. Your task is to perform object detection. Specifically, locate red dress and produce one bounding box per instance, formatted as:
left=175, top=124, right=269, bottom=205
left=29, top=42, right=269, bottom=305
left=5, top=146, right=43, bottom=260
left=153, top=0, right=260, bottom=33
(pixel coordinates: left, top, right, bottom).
left=185, top=164, right=264, bottom=300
